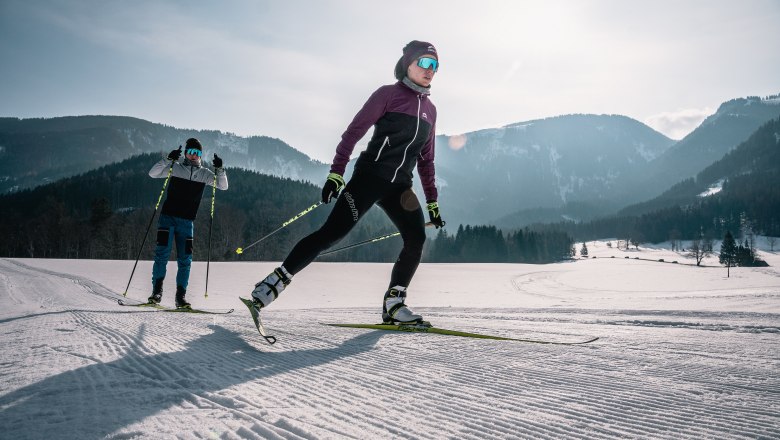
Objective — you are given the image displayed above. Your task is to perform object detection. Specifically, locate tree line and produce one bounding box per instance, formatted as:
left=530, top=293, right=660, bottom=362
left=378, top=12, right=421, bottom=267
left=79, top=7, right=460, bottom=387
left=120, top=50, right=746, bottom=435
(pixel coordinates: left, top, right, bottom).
left=0, top=153, right=575, bottom=264
left=425, top=225, right=574, bottom=263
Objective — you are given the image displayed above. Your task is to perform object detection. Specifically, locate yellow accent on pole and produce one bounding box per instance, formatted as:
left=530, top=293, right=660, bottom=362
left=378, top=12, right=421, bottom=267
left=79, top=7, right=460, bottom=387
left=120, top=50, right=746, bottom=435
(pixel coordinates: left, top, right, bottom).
left=234, top=202, right=323, bottom=254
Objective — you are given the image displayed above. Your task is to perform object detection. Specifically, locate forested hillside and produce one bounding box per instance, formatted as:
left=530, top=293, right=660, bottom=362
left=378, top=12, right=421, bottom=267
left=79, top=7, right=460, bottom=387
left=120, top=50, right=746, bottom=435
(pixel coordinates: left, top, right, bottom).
left=541, top=118, right=780, bottom=244
left=1, top=154, right=575, bottom=263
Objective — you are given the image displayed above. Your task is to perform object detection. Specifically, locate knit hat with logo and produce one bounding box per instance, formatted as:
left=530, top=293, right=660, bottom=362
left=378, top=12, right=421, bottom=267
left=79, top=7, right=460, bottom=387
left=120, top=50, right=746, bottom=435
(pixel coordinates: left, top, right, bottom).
left=394, top=40, right=438, bottom=80
left=185, top=138, right=202, bottom=152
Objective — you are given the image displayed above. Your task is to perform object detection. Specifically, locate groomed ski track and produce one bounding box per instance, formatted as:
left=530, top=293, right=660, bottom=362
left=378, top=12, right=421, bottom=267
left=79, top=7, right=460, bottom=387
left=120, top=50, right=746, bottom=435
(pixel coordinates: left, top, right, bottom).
left=1, top=257, right=779, bottom=439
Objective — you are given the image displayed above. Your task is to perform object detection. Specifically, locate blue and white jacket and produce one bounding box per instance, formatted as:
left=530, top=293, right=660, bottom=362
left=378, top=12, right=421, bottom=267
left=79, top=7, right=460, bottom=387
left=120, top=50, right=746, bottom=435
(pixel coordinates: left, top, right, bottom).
left=149, top=158, right=228, bottom=220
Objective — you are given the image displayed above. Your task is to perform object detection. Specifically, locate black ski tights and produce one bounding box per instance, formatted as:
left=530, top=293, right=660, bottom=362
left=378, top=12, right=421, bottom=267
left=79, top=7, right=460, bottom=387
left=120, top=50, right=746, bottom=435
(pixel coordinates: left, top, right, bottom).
left=282, top=171, right=426, bottom=288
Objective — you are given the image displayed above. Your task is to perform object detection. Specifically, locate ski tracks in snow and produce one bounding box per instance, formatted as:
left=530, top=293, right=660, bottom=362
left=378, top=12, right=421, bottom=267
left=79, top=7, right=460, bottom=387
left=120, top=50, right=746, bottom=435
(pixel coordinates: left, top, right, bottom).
left=1, top=258, right=779, bottom=439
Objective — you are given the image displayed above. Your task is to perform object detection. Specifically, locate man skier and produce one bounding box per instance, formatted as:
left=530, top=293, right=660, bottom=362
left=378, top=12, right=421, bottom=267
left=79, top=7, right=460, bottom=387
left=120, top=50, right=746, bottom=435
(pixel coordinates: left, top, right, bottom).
left=147, top=138, right=228, bottom=308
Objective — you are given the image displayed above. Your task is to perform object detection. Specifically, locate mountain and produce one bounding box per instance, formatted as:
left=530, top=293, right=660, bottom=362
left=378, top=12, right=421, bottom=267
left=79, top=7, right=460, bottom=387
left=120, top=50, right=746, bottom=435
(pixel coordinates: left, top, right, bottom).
left=634, top=95, right=780, bottom=199
left=433, top=114, right=675, bottom=227
left=5, top=93, right=778, bottom=232
left=459, top=94, right=780, bottom=230
left=0, top=116, right=329, bottom=193
left=619, top=115, right=780, bottom=218
left=552, top=116, right=780, bottom=243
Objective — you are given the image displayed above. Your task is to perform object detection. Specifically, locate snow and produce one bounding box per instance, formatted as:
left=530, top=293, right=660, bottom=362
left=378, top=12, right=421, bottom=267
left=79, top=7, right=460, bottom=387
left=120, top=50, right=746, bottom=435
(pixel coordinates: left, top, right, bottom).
left=698, top=179, right=725, bottom=197
left=2, top=244, right=780, bottom=439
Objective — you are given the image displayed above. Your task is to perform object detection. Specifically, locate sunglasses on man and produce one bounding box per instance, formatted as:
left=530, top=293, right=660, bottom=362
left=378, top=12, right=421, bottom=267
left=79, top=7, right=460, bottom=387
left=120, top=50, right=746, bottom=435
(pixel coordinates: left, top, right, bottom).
left=186, top=148, right=202, bottom=157
left=417, top=57, right=439, bottom=72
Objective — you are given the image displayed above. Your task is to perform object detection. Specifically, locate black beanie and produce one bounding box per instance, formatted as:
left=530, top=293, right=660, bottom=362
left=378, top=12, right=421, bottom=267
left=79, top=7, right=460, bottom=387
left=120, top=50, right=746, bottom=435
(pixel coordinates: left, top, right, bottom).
left=185, top=138, right=202, bottom=151
left=394, top=40, right=438, bottom=80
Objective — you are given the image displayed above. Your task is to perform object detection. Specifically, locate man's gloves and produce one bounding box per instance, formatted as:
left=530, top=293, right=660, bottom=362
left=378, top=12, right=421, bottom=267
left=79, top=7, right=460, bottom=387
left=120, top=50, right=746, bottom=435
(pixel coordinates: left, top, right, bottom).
left=167, top=147, right=182, bottom=161
left=321, top=172, right=345, bottom=203
left=427, top=201, right=446, bottom=228
left=213, top=153, right=223, bottom=169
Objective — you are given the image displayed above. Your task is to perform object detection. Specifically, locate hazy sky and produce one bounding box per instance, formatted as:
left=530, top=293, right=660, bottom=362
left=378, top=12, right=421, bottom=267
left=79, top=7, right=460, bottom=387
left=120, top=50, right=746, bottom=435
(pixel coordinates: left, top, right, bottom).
left=1, top=0, right=778, bottom=162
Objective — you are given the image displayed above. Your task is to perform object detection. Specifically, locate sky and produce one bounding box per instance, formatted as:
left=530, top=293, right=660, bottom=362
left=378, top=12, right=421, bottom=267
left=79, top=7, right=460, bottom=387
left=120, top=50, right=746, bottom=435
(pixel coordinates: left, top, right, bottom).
left=1, top=0, right=779, bottom=163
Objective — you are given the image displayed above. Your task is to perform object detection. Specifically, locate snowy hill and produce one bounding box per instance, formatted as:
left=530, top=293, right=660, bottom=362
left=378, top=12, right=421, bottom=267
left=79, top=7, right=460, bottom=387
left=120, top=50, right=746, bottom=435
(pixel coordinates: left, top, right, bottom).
left=2, top=249, right=779, bottom=438
left=434, top=114, right=674, bottom=226
left=634, top=95, right=780, bottom=201
left=619, top=115, right=780, bottom=217
left=0, top=116, right=329, bottom=193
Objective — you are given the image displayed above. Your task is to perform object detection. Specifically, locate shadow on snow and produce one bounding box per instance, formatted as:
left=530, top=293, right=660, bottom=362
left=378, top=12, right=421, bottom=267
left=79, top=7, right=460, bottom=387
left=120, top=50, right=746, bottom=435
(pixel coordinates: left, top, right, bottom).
left=0, top=323, right=385, bottom=439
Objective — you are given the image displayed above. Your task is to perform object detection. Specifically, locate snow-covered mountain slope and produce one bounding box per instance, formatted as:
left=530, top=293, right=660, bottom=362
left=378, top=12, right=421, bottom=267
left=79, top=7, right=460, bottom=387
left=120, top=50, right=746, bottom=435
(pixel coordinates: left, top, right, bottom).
left=0, top=116, right=329, bottom=193
left=1, top=250, right=779, bottom=439
left=434, top=114, right=675, bottom=226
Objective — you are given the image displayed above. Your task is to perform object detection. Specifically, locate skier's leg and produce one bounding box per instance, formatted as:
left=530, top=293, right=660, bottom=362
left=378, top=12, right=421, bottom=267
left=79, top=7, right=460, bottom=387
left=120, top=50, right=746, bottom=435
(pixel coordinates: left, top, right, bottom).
left=173, top=217, right=194, bottom=291
left=250, top=173, right=386, bottom=309
left=150, top=214, right=174, bottom=302
left=282, top=173, right=384, bottom=275
left=173, top=217, right=194, bottom=308
left=378, top=187, right=427, bottom=288
left=377, top=187, right=427, bottom=323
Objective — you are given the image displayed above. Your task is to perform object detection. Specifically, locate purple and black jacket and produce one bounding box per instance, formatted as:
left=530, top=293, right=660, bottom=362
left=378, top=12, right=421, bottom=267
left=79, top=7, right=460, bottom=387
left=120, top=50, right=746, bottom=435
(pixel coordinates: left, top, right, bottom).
left=330, top=80, right=438, bottom=202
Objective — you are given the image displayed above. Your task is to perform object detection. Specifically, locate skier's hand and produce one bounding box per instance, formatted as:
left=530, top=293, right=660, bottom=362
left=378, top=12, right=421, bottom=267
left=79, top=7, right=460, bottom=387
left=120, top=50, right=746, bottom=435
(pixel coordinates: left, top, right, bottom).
left=321, top=172, right=345, bottom=203
left=213, top=153, right=223, bottom=169
left=427, top=201, right=446, bottom=228
left=167, top=147, right=182, bottom=161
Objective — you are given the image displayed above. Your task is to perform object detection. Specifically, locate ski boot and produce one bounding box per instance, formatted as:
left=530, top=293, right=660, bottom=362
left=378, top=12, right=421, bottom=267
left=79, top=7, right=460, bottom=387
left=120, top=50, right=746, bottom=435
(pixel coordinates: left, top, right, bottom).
left=249, top=266, right=292, bottom=312
left=147, top=278, right=164, bottom=304
left=382, top=286, right=427, bottom=325
left=175, top=286, right=191, bottom=309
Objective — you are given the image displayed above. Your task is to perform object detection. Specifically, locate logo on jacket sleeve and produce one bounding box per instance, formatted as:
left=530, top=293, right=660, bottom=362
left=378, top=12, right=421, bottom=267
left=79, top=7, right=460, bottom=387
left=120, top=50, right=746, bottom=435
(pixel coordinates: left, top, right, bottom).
left=422, top=112, right=428, bottom=120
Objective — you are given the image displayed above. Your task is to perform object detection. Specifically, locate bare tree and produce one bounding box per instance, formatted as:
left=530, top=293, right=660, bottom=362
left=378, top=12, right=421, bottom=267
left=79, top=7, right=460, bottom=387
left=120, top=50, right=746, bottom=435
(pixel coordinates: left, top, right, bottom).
left=767, top=236, right=777, bottom=252
left=687, top=239, right=713, bottom=266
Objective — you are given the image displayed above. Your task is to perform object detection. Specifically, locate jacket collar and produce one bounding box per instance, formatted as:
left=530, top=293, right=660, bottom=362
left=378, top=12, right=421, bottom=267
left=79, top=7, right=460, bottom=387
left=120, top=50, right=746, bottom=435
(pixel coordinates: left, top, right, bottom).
left=400, top=77, right=431, bottom=96
left=183, top=158, right=202, bottom=168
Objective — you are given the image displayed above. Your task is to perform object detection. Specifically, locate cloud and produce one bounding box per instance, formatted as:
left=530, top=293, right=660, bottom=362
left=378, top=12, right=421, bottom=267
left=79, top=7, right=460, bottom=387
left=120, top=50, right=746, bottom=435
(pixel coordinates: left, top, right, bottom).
left=643, top=107, right=714, bottom=140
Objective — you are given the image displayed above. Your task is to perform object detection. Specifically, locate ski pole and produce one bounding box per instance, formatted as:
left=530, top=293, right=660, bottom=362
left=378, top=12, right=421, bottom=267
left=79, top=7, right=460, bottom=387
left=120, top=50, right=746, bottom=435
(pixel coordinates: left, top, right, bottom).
left=204, top=170, right=217, bottom=298
left=235, top=202, right=323, bottom=255
left=319, top=222, right=434, bottom=257
left=123, top=146, right=182, bottom=296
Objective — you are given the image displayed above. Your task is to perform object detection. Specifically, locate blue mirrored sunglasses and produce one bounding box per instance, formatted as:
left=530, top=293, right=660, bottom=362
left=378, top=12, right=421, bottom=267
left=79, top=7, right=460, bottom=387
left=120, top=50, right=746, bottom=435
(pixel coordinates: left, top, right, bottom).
left=186, top=148, right=202, bottom=157
left=417, top=57, right=439, bottom=72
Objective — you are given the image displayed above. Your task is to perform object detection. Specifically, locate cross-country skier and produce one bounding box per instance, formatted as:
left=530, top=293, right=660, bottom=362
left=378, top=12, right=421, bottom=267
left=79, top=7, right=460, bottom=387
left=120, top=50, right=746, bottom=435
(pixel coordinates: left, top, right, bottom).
left=148, top=138, right=228, bottom=308
left=247, top=40, right=445, bottom=324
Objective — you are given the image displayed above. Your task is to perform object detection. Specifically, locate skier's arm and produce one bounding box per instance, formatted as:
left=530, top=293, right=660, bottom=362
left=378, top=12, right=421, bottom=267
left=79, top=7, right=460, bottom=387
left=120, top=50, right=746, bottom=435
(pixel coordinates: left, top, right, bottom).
left=214, top=168, right=228, bottom=190
left=149, top=157, right=173, bottom=178
left=212, top=154, right=228, bottom=190
left=149, top=148, right=182, bottom=178
left=330, top=86, right=391, bottom=175
left=416, top=123, right=438, bottom=202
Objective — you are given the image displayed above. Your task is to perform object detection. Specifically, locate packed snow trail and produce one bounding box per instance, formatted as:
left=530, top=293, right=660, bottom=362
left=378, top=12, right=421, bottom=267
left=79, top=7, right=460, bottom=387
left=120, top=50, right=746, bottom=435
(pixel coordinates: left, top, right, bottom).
left=1, top=256, right=779, bottom=439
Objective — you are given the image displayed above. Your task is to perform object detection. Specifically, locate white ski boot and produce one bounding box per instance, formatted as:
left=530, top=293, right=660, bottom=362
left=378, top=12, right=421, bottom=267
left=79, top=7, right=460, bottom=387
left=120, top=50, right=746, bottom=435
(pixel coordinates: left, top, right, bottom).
left=249, top=266, right=292, bottom=311
left=382, top=286, right=424, bottom=324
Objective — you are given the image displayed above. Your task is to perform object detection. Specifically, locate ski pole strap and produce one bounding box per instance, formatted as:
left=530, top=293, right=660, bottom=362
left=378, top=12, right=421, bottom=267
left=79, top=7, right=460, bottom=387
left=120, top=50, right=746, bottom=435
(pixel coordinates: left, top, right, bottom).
left=235, top=202, right=323, bottom=254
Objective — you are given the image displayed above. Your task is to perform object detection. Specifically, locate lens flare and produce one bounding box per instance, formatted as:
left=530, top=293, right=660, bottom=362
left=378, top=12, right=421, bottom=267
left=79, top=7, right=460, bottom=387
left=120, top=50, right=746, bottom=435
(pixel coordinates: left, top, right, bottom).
left=448, top=134, right=467, bottom=150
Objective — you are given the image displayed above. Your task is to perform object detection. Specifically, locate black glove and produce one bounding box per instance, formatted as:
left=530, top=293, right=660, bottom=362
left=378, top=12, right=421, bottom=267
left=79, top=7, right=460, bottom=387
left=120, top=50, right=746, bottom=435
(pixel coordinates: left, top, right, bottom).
left=167, top=147, right=182, bottom=161
left=213, top=153, right=223, bottom=169
left=427, top=201, right=446, bottom=228
left=321, top=172, right=345, bottom=203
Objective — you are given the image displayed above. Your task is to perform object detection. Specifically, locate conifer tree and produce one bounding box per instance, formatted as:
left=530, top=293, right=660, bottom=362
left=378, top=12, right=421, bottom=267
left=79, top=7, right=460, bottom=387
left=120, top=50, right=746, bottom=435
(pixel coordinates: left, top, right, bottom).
left=719, top=230, right=737, bottom=277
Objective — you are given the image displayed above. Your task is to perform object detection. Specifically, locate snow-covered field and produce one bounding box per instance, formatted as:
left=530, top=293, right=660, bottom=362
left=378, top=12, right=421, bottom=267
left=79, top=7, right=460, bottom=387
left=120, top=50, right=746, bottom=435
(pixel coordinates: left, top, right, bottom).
left=1, top=242, right=779, bottom=439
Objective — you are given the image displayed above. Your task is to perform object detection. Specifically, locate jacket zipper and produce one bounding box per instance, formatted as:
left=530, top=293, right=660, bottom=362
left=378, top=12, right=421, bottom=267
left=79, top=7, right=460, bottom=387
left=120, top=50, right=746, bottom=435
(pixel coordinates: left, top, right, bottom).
left=375, top=136, right=390, bottom=161
left=391, top=95, right=422, bottom=183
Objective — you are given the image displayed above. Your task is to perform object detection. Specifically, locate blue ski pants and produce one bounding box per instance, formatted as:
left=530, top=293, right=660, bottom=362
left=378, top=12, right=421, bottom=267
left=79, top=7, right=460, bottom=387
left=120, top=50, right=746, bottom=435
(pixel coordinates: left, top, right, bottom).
left=152, top=214, right=194, bottom=289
